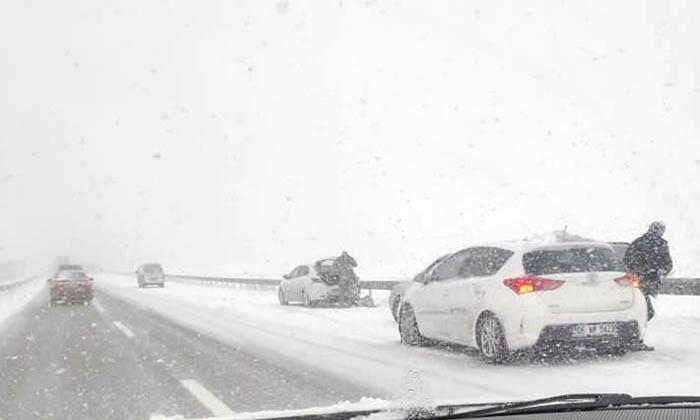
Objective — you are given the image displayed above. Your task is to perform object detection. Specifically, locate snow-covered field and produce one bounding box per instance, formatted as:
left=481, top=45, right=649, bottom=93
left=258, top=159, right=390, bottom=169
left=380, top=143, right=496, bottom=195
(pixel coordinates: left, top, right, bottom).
left=96, top=273, right=700, bottom=404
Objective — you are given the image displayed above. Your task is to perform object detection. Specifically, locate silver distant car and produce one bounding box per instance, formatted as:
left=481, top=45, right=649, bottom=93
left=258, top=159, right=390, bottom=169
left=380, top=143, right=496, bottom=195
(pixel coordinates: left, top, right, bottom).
left=136, top=263, right=165, bottom=288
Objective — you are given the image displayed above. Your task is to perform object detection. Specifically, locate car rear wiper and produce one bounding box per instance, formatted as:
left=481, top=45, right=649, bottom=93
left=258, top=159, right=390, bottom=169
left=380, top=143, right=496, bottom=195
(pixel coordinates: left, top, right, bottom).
left=431, top=393, right=700, bottom=419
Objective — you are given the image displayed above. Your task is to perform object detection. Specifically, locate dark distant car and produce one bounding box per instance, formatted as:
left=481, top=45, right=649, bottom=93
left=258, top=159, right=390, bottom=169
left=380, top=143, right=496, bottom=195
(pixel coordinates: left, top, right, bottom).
left=48, top=271, right=93, bottom=306
left=136, top=263, right=165, bottom=288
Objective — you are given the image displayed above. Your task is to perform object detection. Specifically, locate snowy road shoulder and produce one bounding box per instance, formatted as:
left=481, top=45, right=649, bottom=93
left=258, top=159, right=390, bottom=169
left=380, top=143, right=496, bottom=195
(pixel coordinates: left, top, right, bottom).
left=94, top=273, right=700, bottom=402
left=0, top=276, right=46, bottom=327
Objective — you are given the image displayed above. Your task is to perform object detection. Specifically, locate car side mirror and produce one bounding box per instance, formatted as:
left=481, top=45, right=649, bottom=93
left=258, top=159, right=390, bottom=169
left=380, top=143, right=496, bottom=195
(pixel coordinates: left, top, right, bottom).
left=46, top=278, right=51, bottom=283
left=283, top=274, right=290, bottom=280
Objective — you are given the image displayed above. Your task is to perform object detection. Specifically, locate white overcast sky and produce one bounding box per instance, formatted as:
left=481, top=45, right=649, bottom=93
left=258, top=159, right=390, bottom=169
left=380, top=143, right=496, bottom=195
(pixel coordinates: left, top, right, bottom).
left=1, top=0, right=699, bottom=277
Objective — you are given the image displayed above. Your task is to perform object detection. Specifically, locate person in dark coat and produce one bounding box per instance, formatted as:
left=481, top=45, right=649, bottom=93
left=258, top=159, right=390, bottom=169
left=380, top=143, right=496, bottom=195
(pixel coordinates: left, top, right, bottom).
left=336, top=251, right=357, bottom=268
left=335, top=251, right=359, bottom=305
left=623, top=221, right=673, bottom=350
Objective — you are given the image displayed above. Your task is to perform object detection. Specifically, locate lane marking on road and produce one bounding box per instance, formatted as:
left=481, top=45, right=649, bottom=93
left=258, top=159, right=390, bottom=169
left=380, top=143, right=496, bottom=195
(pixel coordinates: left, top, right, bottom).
left=112, top=321, right=135, bottom=339
left=93, top=300, right=106, bottom=314
left=179, top=379, right=234, bottom=416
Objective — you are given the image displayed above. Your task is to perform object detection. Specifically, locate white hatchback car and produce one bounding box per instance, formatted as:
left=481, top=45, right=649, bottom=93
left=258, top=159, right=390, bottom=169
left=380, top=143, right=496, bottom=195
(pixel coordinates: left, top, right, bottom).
left=278, top=262, right=341, bottom=307
left=398, top=240, right=647, bottom=363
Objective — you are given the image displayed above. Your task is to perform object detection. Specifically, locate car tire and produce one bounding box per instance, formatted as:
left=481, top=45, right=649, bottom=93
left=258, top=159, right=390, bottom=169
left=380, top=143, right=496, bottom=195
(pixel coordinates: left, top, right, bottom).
left=476, top=313, right=510, bottom=364
left=391, top=296, right=401, bottom=321
left=278, top=288, right=289, bottom=305
left=302, top=291, right=314, bottom=308
left=398, top=304, right=425, bottom=346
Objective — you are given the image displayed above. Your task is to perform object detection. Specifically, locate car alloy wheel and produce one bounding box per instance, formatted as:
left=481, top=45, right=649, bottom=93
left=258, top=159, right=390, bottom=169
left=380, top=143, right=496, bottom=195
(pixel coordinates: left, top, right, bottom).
left=477, top=315, right=508, bottom=363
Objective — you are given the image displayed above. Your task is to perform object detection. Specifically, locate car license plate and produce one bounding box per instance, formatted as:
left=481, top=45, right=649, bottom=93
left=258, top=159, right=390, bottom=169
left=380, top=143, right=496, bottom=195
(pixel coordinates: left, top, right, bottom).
left=571, top=323, right=618, bottom=338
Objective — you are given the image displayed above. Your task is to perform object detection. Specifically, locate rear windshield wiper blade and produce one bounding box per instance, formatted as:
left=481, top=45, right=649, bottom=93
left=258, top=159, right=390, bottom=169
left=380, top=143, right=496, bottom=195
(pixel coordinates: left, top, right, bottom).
left=431, top=393, right=700, bottom=419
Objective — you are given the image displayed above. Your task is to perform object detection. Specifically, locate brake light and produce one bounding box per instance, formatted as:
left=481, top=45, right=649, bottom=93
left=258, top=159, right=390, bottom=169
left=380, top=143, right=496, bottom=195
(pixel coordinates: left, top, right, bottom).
left=82, top=280, right=93, bottom=289
left=615, top=272, right=640, bottom=288
left=49, top=281, right=62, bottom=289
left=503, top=276, right=564, bottom=295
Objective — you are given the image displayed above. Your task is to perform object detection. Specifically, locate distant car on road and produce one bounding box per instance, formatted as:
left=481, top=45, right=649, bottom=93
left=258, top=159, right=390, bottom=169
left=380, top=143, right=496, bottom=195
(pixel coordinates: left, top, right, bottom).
left=278, top=261, right=341, bottom=307
left=48, top=270, right=93, bottom=306
left=398, top=239, right=647, bottom=363
left=136, top=263, right=165, bottom=288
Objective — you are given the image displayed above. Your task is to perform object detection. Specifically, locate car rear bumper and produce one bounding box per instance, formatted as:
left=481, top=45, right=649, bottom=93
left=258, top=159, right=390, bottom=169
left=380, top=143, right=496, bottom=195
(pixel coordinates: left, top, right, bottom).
left=535, top=321, right=640, bottom=348
left=139, top=277, right=165, bottom=286
left=51, top=290, right=93, bottom=301
left=502, top=294, right=647, bottom=350
left=307, top=284, right=340, bottom=300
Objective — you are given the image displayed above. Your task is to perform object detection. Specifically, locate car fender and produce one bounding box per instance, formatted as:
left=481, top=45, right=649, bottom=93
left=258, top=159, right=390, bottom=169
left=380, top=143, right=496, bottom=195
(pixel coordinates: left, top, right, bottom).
left=399, top=282, right=424, bottom=323
left=305, top=282, right=332, bottom=300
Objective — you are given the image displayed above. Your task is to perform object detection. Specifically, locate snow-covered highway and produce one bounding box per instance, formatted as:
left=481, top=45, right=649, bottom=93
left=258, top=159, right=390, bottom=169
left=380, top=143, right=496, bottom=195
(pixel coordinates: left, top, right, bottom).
left=2, top=273, right=700, bottom=420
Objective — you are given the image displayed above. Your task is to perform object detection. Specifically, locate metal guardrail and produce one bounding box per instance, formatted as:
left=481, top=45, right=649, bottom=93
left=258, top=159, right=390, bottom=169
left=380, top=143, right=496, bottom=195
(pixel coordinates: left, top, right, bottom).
left=0, top=276, right=38, bottom=292
left=165, top=274, right=399, bottom=290
left=167, top=274, right=280, bottom=287
left=659, top=278, right=700, bottom=296
left=165, top=274, right=700, bottom=295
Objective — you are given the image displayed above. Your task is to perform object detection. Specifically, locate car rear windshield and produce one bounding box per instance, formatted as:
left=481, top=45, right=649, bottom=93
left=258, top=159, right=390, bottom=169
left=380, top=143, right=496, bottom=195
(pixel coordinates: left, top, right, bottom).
left=523, top=247, right=619, bottom=275
left=144, top=264, right=163, bottom=273
left=56, top=271, right=87, bottom=280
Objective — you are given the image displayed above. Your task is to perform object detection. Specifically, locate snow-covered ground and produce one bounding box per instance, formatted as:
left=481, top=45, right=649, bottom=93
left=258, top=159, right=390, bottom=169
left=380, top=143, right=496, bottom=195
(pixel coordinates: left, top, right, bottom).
left=0, top=276, right=45, bottom=326
left=96, top=273, right=700, bottom=405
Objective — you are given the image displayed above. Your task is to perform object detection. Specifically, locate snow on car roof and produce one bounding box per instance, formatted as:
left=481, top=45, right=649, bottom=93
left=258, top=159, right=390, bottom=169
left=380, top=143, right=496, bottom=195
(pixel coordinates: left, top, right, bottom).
left=479, top=231, right=612, bottom=254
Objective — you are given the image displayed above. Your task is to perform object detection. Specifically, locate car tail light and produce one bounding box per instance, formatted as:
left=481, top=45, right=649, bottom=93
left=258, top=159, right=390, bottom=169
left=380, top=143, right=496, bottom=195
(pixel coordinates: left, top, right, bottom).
left=614, top=272, right=641, bottom=288
left=503, top=276, right=564, bottom=295
left=81, top=281, right=93, bottom=289
left=49, top=281, right=62, bottom=289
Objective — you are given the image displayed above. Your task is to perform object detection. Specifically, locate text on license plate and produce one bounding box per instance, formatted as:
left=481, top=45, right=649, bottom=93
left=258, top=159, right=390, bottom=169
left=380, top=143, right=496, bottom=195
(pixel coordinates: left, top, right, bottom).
left=571, top=323, right=618, bottom=337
